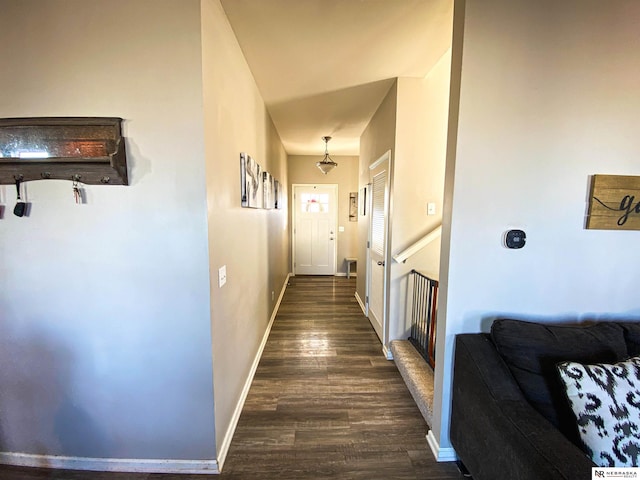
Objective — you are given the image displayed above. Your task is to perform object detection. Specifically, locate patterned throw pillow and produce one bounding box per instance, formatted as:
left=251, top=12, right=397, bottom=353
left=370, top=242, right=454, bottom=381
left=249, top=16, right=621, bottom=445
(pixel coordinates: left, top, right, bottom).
left=557, top=356, right=640, bottom=467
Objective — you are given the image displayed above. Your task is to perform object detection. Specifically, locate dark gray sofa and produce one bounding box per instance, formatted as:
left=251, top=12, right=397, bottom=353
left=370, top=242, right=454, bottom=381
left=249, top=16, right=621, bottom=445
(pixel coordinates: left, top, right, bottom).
left=450, top=319, right=640, bottom=480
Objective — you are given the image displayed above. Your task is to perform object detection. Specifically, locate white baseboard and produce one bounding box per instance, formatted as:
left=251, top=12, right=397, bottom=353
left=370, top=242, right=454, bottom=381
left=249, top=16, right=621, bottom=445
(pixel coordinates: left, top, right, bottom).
left=383, top=344, right=393, bottom=360
left=426, top=430, right=458, bottom=462
left=354, top=291, right=367, bottom=315
left=216, top=273, right=291, bottom=471
left=0, top=452, right=219, bottom=474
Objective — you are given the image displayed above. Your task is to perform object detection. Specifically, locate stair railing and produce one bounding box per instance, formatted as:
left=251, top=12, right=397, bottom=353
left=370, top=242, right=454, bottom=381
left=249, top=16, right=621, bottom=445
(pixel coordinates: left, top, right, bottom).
left=408, top=269, right=438, bottom=368
left=393, top=224, right=442, bottom=264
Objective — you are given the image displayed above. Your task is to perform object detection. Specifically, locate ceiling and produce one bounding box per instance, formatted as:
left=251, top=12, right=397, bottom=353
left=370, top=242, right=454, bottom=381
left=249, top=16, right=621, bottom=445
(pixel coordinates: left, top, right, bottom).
left=220, top=0, right=453, bottom=156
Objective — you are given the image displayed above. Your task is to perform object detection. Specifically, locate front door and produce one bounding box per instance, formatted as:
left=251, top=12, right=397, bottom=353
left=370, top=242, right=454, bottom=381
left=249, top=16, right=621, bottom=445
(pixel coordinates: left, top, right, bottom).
left=368, top=151, right=391, bottom=343
left=293, top=184, right=337, bottom=275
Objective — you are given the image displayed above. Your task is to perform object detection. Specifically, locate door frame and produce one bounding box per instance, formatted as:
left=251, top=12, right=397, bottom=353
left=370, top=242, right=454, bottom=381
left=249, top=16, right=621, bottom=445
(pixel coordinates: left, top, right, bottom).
left=366, top=150, right=393, bottom=354
left=291, top=183, right=338, bottom=276
left=362, top=183, right=372, bottom=316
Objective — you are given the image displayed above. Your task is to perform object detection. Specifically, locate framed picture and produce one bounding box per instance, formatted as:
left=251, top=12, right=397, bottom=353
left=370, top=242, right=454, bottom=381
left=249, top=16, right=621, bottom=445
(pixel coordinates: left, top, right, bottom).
left=349, top=192, right=358, bottom=221
left=240, top=153, right=248, bottom=207
left=263, top=171, right=275, bottom=209
left=240, top=153, right=263, bottom=208
left=359, top=186, right=367, bottom=215
left=274, top=180, right=281, bottom=209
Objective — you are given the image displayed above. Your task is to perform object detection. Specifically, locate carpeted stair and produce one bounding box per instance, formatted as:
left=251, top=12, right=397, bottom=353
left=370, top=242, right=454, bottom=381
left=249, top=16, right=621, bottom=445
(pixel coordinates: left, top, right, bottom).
left=390, top=339, right=434, bottom=427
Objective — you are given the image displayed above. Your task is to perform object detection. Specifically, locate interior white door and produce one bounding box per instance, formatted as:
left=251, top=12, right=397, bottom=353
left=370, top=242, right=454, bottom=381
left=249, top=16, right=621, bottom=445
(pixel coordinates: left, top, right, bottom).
left=368, top=153, right=390, bottom=342
left=293, top=184, right=337, bottom=275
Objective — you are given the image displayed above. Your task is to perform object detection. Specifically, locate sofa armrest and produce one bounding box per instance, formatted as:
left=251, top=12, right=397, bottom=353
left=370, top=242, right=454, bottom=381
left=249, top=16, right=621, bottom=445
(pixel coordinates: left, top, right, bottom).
left=450, top=334, right=594, bottom=480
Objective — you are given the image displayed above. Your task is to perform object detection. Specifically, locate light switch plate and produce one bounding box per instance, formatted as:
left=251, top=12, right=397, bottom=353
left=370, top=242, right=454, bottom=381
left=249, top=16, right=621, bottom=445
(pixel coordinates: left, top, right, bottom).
left=218, top=265, right=227, bottom=287
left=427, top=203, right=436, bottom=215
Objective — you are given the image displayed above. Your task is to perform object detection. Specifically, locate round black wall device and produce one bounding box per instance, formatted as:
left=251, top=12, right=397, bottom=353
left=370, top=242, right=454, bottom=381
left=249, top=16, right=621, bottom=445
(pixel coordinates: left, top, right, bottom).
left=504, top=229, right=526, bottom=249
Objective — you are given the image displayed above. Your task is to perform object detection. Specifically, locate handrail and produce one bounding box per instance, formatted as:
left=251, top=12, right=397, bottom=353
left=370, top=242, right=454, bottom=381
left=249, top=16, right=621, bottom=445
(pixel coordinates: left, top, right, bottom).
left=393, top=224, right=442, bottom=264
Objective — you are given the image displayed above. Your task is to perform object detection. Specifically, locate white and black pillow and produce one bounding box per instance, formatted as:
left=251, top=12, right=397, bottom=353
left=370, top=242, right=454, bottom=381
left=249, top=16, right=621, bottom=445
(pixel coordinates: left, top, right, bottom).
left=557, top=356, right=640, bottom=467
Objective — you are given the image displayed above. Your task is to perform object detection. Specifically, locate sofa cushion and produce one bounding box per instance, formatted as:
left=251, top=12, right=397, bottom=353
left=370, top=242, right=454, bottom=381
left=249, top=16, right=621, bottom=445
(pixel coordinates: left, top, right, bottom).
left=491, top=319, right=628, bottom=445
left=557, top=356, right=640, bottom=467
left=618, top=322, right=640, bottom=357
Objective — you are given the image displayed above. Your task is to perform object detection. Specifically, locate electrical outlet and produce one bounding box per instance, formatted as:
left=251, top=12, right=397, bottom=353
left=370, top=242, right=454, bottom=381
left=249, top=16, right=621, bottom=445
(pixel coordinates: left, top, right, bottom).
left=271, top=291, right=275, bottom=301
left=218, top=265, right=227, bottom=287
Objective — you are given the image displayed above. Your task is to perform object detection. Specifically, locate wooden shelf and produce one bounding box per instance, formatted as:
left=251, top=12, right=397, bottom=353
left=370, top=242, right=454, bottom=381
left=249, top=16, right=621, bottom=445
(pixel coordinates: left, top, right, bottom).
left=0, top=117, right=128, bottom=185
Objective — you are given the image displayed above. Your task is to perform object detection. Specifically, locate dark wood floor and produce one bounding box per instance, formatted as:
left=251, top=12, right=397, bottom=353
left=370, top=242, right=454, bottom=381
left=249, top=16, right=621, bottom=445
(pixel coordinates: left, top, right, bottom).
left=0, top=276, right=463, bottom=480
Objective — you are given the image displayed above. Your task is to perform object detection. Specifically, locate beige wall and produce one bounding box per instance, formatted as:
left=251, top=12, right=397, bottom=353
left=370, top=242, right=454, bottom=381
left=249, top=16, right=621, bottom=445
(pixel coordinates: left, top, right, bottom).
left=388, top=53, right=451, bottom=341
left=356, top=52, right=452, bottom=344
left=201, top=0, right=289, bottom=460
left=288, top=155, right=359, bottom=276
left=357, top=82, right=398, bottom=308
left=434, top=0, right=640, bottom=456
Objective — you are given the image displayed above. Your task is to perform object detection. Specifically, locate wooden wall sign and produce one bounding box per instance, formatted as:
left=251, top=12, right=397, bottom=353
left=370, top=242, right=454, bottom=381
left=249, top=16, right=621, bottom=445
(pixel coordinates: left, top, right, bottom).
left=586, top=174, right=640, bottom=230
left=0, top=117, right=128, bottom=185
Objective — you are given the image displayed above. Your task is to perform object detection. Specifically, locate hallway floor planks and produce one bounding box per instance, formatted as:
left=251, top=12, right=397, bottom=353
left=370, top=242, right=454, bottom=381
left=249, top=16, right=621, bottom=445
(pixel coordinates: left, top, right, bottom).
left=219, top=275, right=462, bottom=479
left=0, top=276, right=463, bottom=480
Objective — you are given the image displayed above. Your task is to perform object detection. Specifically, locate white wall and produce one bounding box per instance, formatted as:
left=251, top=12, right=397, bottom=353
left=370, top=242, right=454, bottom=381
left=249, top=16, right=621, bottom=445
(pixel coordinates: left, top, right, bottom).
left=0, top=0, right=215, bottom=461
left=389, top=53, right=451, bottom=341
left=201, top=0, right=290, bottom=461
left=434, top=0, right=640, bottom=454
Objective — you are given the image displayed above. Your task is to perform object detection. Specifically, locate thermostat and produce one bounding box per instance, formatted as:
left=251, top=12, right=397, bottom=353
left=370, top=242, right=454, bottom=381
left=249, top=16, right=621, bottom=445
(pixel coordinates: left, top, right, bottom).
left=504, top=229, right=526, bottom=249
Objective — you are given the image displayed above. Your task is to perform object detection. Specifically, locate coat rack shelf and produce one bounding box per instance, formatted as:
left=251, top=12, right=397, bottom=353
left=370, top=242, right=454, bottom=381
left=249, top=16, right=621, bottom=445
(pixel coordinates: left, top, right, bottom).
left=0, top=117, right=128, bottom=185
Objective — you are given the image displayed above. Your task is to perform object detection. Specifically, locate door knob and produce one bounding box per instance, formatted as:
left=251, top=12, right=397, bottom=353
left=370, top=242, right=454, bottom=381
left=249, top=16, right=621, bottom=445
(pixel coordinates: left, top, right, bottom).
left=377, top=261, right=385, bottom=266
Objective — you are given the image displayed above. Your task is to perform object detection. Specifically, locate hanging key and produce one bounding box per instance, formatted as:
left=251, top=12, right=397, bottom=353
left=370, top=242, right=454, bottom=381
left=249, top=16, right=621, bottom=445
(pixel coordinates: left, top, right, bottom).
left=72, top=179, right=83, bottom=204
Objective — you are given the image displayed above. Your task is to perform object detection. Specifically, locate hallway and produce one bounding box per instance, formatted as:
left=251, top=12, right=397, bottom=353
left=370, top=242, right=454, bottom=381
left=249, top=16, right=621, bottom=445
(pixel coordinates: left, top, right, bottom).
left=219, top=275, right=463, bottom=479
left=0, top=276, right=463, bottom=480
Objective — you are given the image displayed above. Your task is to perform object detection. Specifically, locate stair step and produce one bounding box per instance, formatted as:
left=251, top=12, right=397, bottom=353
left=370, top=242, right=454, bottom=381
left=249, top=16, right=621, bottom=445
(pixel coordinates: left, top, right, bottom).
left=390, top=339, right=434, bottom=427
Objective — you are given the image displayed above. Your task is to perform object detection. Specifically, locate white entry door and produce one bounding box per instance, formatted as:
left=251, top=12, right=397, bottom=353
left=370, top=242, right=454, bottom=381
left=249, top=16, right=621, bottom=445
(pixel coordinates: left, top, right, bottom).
left=293, top=184, right=337, bottom=275
left=368, top=152, right=391, bottom=342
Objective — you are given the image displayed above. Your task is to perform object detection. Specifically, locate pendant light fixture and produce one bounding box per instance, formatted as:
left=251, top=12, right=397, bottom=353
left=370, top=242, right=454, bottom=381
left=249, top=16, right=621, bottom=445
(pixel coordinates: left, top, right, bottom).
left=316, top=136, right=338, bottom=174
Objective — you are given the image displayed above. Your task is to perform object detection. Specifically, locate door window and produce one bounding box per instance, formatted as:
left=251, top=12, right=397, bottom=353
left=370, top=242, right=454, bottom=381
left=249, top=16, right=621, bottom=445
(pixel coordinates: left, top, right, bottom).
left=300, top=193, right=329, bottom=213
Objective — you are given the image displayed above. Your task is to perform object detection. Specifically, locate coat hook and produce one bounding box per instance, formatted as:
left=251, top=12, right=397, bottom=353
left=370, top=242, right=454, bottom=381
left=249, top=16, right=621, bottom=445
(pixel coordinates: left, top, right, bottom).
left=72, top=174, right=82, bottom=182
left=72, top=177, right=85, bottom=205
